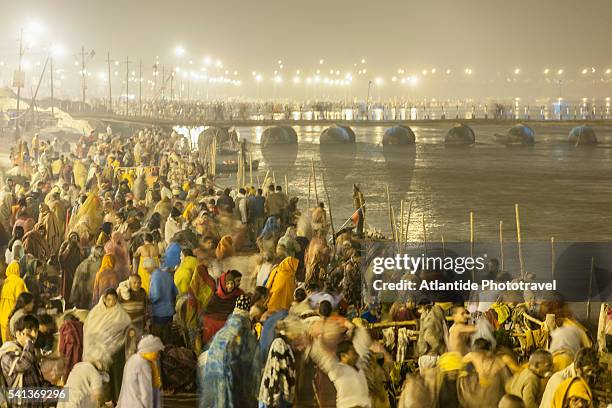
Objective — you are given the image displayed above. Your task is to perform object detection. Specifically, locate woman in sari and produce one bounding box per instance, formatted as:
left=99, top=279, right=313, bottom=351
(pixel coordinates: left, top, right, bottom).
left=0, top=260, right=28, bottom=342
left=92, top=254, right=120, bottom=305
left=59, top=232, right=84, bottom=308
left=83, top=288, right=132, bottom=404
left=202, top=269, right=244, bottom=344
left=96, top=221, right=113, bottom=247
left=22, top=223, right=51, bottom=261
left=104, top=231, right=131, bottom=282
left=134, top=233, right=160, bottom=295
left=199, top=295, right=257, bottom=408
left=184, top=262, right=216, bottom=353
left=215, top=235, right=234, bottom=260
left=265, top=256, right=299, bottom=313
left=37, top=203, right=63, bottom=255
left=174, top=248, right=198, bottom=295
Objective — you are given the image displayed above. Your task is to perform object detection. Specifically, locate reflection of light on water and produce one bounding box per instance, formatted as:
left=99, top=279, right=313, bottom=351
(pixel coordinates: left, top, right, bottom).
left=254, top=126, right=264, bottom=144
left=372, top=108, right=383, bottom=121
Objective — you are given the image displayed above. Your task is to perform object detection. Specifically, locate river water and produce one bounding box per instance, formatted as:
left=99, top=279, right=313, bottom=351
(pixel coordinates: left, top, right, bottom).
left=231, top=122, right=612, bottom=243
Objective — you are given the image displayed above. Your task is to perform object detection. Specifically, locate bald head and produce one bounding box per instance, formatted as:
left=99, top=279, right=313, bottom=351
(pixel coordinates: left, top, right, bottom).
left=529, top=349, right=553, bottom=377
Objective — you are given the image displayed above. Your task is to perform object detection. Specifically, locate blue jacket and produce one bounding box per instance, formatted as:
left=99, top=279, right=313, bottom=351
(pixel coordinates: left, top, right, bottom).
left=149, top=269, right=178, bottom=318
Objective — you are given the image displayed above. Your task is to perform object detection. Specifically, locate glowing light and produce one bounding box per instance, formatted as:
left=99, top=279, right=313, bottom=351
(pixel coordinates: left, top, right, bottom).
left=233, top=70, right=238, bottom=76
left=50, top=44, right=64, bottom=57
left=319, top=59, right=324, bottom=64
left=215, top=60, right=222, bottom=67
left=606, top=68, right=612, bottom=75
left=543, top=68, right=550, bottom=74
left=375, top=77, right=383, bottom=85
left=464, top=68, right=473, bottom=75
left=514, top=68, right=520, bottom=75
left=431, top=68, right=436, bottom=74
left=557, top=69, right=564, bottom=75
left=361, top=58, right=366, bottom=64
left=279, top=65, right=283, bottom=69
left=582, top=68, right=588, bottom=74
left=306, top=77, right=312, bottom=84
left=274, top=75, right=282, bottom=84
left=255, top=74, right=262, bottom=82
left=277, top=60, right=282, bottom=65
left=446, top=69, right=451, bottom=74
left=204, top=57, right=212, bottom=65
left=292, top=76, right=300, bottom=84
left=175, top=46, right=186, bottom=57
left=335, top=70, right=340, bottom=75
left=391, top=76, right=397, bottom=82
left=422, top=69, right=428, bottom=75
left=296, top=69, right=300, bottom=74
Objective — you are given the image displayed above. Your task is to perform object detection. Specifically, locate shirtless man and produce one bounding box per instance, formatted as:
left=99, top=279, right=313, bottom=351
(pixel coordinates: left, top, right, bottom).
left=448, top=306, right=477, bottom=355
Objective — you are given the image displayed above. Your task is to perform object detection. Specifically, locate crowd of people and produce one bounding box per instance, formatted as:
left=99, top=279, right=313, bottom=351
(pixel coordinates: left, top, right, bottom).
left=0, top=125, right=609, bottom=408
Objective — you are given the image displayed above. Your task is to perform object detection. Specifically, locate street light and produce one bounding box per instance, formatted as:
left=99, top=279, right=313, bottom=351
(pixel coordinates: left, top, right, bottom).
left=175, top=46, right=186, bottom=57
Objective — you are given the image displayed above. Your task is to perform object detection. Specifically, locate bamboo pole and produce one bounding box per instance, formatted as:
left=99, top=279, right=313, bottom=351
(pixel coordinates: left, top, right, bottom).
left=284, top=174, right=288, bottom=195
left=587, top=256, right=594, bottom=322
left=385, top=184, right=395, bottom=242
left=470, top=211, right=475, bottom=281
left=400, top=200, right=405, bottom=245
left=311, top=158, right=319, bottom=203
left=307, top=174, right=312, bottom=209
left=272, top=171, right=276, bottom=186
left=249, top=152, right=253, bottom=186
left=441, top=234, right=446, bottom=258
left=551, top=237, right=555, bottom=281
left=256, top=175, right=260, bottom=188
left=404, top=201, right=412, bottom=243
left=322, top=176, right=335, bottom=240
left=515, top=204, right=525, bottom=279
left=236, top=152, right=241, bottom=189
left=357, top=192, right=365, bottom=234
left=499, top=221, right=504, bottom=272
left=422, top=213, right=428, bottom=257
left=391, top=206, right=398, bottom=248
left=260, top=169, right=270, bottom=190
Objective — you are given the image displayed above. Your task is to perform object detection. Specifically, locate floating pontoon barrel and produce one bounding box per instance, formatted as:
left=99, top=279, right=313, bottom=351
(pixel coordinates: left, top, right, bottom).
left=506, top=124, right=535, bottom=145
left=568, top=125, right=598, bottom=146
left=320, top=125, right=356, bottom=144
left=261, top=126, right=298, bottom=147
left=444, top=123, right=475, bottom=145
left=383, top=125, right=416, bottom=145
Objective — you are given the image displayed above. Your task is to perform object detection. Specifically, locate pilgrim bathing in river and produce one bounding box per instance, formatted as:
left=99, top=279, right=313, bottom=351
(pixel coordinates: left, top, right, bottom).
left=0, top=127, right=609, bottom=408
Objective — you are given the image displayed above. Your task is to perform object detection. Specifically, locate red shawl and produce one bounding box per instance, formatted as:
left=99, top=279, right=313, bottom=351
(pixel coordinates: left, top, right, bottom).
left=59, top=319, right=84, bottom=377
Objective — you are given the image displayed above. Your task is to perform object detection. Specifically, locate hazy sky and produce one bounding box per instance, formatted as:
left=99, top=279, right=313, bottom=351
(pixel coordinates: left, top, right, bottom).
left=1, top=0, right=611, bottom=99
